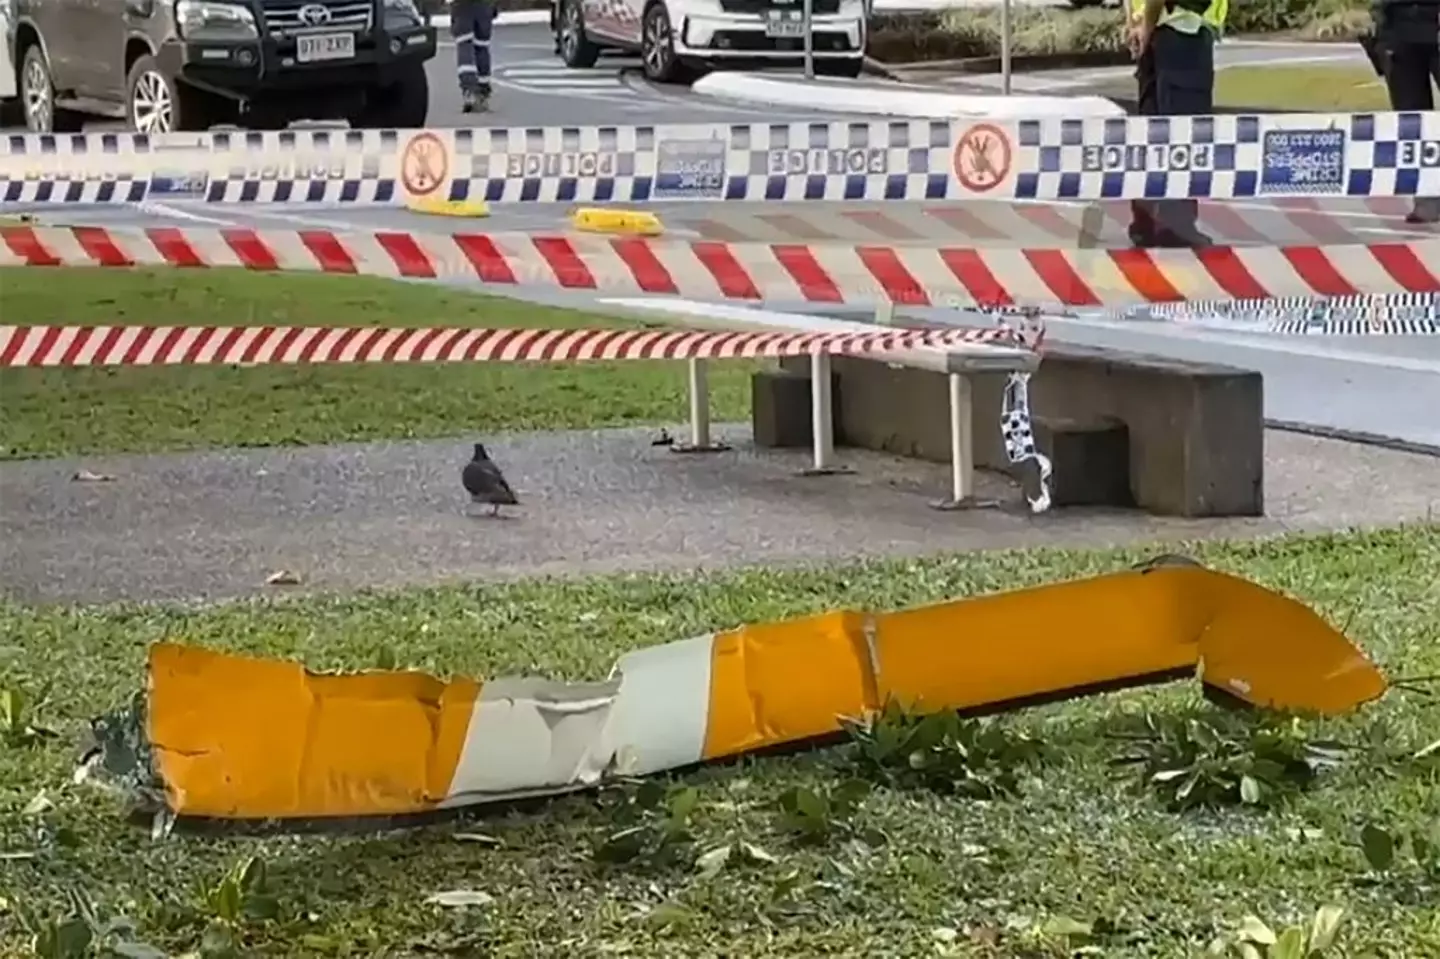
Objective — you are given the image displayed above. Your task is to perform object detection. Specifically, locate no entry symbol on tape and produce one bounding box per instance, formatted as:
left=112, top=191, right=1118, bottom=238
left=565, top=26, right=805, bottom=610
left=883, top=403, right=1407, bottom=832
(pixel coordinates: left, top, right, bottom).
left=402, top=132, right=448, bottom=197
left=953, top=123, right=1012, bottom=193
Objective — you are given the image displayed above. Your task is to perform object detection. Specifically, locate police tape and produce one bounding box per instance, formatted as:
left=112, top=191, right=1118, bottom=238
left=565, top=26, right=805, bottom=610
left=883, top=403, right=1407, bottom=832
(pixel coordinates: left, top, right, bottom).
left=0, top=324, right=1029, bottom=369
left=4, top=224, right=1437, bottom=310
left=1129, top=291, right=1440, bottom=335
left=1, top=111, right=1438, bottom=205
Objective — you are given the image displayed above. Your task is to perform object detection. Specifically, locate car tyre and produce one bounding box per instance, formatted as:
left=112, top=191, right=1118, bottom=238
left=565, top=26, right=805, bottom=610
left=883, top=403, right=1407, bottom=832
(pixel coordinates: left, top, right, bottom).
left=352, top=60, right=429, bottom=129
left=559, top=0, right=601, bottom=68
left=20, top=45, right=84, bottom=133
left=641, top=2, right=690, bottom=84
left=127, top=54, right=215, bottom=133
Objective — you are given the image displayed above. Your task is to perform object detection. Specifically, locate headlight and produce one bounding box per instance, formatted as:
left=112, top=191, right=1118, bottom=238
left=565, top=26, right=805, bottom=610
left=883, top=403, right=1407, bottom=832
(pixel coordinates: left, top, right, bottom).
left=383, top=0, right=422, bottom=28
left=174, top=0, right=258, bottom=41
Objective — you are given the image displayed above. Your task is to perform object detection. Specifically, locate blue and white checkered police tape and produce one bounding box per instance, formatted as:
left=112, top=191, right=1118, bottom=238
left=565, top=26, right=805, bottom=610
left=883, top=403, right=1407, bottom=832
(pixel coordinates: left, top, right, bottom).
left=4, top=111, right=1440, bottom=205
left=1095, top=292, right=1440, bottom=336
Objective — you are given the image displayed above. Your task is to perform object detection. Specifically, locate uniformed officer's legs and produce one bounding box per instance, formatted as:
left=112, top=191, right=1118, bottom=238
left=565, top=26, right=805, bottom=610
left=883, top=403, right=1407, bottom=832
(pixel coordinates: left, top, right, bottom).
left=1127, top=41, right=1162, bottom=245
left=1386, top=40, right=1440, bottom=221
left=452, top=0, right=495, bottom=112
left=1147, top=25, right=1214, bottom=246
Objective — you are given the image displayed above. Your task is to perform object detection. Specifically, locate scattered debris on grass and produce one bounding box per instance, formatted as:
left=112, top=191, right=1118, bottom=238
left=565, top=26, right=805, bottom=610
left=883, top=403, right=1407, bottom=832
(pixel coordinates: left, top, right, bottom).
left=1, top=683, right=57, bottom=748
left=69, top=471, right=115, bottom=484
left=1205, top=905, right=1347, bottom=958
left=843, top=702, right=1045, bottom=798
left=1111, top=712, right=1348, bottom=811
left=774, top=779, right=882, bottom=848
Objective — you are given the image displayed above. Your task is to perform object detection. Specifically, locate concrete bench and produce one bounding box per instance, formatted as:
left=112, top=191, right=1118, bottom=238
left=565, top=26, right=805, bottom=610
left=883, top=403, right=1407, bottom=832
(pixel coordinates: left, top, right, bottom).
left=760, top=342, right=1264, bottom=518
left=600, top=298, right=1039, bottom=506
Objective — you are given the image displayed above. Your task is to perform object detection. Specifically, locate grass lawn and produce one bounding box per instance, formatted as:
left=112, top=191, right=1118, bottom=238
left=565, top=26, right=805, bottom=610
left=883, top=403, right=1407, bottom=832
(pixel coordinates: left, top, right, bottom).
left=0, top=269, right=754, bottom=460
left=2, top=527, right=1437, bottom=956
left=1215, top=64, right=1388, bottom=112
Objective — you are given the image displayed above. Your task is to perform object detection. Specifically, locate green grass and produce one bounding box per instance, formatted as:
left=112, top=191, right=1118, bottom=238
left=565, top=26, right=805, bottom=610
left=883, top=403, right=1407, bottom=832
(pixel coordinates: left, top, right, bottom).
left=0, top=269, right=755, bottom=460
left=1215, top=65, right=1389, bottom=112
left=2, top=528, right=1437, bottom=956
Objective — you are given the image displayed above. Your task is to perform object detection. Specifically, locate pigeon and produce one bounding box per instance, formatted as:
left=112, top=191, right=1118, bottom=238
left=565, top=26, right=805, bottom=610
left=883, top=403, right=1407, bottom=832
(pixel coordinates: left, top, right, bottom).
left=462, top=443, right=518, bottom=517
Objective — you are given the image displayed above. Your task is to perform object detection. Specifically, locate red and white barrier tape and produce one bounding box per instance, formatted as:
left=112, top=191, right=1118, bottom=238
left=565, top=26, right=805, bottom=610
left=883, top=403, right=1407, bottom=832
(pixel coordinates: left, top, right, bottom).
left=0, top=324, right=1028, bottom=368
left=4, top=225, right=1437, bottom=309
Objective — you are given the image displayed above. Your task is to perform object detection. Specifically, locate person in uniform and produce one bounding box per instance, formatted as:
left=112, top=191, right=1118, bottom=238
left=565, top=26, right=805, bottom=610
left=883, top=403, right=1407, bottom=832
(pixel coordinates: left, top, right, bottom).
left=1370, top=0, right=1440, bottom=222
left=451, top=0, right=497, bottom=113
left=1126, top=0, right=1228, bottom=249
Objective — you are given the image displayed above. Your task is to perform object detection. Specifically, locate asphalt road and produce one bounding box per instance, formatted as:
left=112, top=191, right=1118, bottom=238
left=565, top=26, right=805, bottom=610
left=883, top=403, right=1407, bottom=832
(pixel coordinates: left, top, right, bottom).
left=0, top=25, right=849, bottom=134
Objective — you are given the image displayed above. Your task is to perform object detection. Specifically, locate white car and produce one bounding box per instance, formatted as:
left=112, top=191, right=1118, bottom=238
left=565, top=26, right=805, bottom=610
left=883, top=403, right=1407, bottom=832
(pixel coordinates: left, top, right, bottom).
left=554, top=0, right=867, bottom=83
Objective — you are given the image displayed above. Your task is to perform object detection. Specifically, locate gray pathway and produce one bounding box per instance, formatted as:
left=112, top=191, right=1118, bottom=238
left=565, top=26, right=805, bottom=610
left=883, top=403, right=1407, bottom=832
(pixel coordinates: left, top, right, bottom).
left=3, top=426, right=1437, bottom=606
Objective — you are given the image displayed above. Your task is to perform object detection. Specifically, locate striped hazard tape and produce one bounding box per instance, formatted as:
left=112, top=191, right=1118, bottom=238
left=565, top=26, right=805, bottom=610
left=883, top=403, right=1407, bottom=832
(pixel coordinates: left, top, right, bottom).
left=0, top=324, right=1029, bottom=368
left=109, top=560, right=1386, bottom=821
left=4, top=224, right=1439, bottom=310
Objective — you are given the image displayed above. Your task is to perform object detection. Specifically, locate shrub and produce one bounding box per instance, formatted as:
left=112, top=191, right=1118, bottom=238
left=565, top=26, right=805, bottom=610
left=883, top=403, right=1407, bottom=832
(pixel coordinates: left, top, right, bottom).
left=869, top=7, right=1126, bottom=63
left=867, top=0, right=1369, bottom=64
left=1228, top=0, right=1369, bottom=33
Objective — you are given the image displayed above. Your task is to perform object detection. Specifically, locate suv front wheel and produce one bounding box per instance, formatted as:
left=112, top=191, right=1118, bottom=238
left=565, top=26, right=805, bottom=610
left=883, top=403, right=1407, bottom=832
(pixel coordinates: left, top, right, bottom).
left=126, top=54, right=216, bottom=133
left=640, top=2, right=689, bottom=84
left=19, top=45, right=83, bottom=133
left=558, top=0, right=600, bottom=68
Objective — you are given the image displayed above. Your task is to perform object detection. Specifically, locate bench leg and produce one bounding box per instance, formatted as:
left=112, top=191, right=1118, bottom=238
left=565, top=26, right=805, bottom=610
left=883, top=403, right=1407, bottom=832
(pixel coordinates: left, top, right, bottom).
left=800, top=352, right=852, bottom=476
left=931, top=373, right=1000, bottom=510
left=672, top=358, right=730, bottom=453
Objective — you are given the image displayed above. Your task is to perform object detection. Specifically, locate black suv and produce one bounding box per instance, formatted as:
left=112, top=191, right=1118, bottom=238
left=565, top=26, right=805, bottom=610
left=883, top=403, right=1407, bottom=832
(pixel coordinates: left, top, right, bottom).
left=4, top=0, right=437, bottom=133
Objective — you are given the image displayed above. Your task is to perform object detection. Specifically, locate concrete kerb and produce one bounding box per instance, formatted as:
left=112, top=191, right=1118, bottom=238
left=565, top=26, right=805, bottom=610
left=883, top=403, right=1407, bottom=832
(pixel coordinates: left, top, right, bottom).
left=688, top=71, right=1127, bottom=119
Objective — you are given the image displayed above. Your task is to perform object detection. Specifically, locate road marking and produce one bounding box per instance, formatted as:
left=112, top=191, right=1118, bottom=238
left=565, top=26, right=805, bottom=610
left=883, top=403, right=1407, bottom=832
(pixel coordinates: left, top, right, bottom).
left=492, top=61, right=634, bottom=98
left=136, top=201, right=238, bottom=226
left=219, top=207, right=376, bottom=230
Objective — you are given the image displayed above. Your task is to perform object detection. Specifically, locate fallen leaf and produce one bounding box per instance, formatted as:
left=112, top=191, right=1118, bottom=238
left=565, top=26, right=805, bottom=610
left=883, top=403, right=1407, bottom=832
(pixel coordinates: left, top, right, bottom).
left=695, top=845, right=732, bottom=878
left=967, top=925, right=1002, bottom=946
left=453, top=832, right=502, bottom=847
left=22, top=790, right=54, bottom=815
left=265, top=570, right=302, bottom=586
left=425, top=890, right=494, bottom=908
left=72, top=470, right=116, bottom=483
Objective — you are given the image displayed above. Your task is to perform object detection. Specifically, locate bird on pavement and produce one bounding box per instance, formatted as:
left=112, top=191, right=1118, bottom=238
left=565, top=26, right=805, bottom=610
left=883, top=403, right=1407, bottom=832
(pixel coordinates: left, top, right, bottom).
left=462, top=443, right=519, bottom=517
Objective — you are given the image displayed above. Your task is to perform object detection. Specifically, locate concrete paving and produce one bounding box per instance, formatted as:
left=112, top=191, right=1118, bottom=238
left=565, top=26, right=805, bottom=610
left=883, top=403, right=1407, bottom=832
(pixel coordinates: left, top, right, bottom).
left=3, top=425, right=1438, bottom=606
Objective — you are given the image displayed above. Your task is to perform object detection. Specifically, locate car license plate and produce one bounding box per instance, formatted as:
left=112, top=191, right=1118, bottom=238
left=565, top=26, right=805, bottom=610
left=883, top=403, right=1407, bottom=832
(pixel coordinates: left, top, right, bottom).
left=297, top=32, right=355, bottom=62
left=764, top=17, right=806, bottom=38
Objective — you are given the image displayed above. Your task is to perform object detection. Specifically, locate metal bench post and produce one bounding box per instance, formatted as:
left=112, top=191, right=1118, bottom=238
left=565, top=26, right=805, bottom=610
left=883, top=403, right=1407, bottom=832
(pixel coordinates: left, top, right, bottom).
left=932, top=372, right=995, bottom=510
left=673, top=358, right=730, bottom=453
left=801, top=350, right=851, bottom=475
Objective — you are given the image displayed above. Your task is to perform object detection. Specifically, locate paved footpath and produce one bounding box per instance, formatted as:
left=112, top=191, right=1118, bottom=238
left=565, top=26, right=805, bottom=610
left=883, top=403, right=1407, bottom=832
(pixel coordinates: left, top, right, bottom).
left=3, top=426, right=1437, bottom=606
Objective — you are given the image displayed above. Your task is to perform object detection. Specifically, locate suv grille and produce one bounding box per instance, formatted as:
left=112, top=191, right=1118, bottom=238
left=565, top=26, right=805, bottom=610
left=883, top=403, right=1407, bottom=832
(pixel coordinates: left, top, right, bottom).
left=262, top=1, right=374, bottom=36
left=718, top=0, right=842, bottom=14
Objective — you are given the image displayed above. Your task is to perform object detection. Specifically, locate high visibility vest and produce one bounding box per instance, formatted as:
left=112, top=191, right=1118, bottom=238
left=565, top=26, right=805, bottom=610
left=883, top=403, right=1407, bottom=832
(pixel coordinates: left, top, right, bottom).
left=1130, top=0, right=1227, bottom=36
